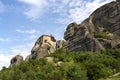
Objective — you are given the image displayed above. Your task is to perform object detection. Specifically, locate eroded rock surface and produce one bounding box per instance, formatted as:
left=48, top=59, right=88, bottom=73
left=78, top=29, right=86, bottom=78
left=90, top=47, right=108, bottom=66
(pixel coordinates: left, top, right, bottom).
left=27, top=35, right=56, bottom=60
left=64, top=1, right=120, bottom=52
left=56, top=40, right=66, bottom=49
left=10, top=54, right=23, bottom=67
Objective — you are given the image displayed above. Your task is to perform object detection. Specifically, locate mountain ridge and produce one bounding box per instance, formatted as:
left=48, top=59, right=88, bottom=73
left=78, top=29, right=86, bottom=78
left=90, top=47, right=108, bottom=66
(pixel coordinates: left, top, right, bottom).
left=10, top=0, right=120, bottom=66
left=0, top=1, right=120, bottom=80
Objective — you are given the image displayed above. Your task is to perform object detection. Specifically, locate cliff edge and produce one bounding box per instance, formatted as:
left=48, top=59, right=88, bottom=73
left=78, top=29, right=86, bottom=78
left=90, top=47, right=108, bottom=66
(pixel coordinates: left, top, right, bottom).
left=64, top=0, right=120, bottom=52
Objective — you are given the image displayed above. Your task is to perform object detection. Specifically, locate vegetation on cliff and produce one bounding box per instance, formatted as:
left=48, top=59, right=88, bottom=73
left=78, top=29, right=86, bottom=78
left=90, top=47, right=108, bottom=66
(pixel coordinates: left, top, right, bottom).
left=0, top=49, right=120, bottom=80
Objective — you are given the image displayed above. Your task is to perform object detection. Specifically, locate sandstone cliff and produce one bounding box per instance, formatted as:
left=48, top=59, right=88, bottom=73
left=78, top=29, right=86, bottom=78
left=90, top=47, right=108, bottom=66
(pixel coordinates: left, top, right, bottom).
left=10, top=0, right=120, bottom=65
left=56, top=40, right=66, bottom=49
left=26, top=35, right=56, bottom=61
left=64, top=0, right=120, bottom=52
left=25, top=35, right=66, bottom=61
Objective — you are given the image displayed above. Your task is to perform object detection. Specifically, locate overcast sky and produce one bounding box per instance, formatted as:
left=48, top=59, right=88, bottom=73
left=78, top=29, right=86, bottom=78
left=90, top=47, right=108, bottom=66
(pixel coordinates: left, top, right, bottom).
left=0, top=0, right=115, bottom=69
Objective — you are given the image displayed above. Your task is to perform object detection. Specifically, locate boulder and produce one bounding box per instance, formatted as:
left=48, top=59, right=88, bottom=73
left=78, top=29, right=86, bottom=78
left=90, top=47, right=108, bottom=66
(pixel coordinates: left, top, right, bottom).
left=10, top=54, right=23, bottom=67
left=45, top=57, right=54, bottom=62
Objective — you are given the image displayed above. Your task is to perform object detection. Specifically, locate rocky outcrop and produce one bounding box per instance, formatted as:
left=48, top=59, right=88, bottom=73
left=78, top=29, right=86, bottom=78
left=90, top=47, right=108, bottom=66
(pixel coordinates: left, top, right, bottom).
left=56, top=40, right=66, bottom=49
left=10, top=0, right=120, bottom=66
left=26, top=35, right=56, bottom=60
left=90, top=0, right=120, bottom=36
left=25, top=35, right=67, bottom=61
left=116, top=0, right=120, bottom=2
left=45, top=57, right=54, bottom=62
left=25, top=54, right=32, bottom=61
left=64, top=0, right=120, bottom=52
left=10, top=54, right=23, bottom=67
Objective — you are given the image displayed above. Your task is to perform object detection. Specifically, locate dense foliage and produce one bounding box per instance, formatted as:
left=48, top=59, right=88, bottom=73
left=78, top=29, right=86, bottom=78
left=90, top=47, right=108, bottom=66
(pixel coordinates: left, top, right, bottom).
left=93, top=31, right=110, bottom=40
left=0, top=49, right=120, bottom=80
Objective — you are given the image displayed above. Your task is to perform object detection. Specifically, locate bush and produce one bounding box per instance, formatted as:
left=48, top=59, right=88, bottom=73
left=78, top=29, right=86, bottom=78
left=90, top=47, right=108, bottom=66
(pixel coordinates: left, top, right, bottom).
left=0, top=48, right=120, bottom=80
left=93, top=31, right=110, bottom=39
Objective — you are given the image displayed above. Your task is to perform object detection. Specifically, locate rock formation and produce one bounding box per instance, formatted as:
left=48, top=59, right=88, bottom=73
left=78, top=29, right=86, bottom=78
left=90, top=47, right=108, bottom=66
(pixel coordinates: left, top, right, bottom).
left=10, top=0, right=120, bottom=65
left=10, top=54, right=23, bottom=67
left=64, top=0, right=120, bottom=52
left=116, top=0, right=120, bottom=3
left=25, top=54, right=32, bottom=61
left=56, top=40, right=66, bottom=49
left=26, top=35, right=56, bottom=60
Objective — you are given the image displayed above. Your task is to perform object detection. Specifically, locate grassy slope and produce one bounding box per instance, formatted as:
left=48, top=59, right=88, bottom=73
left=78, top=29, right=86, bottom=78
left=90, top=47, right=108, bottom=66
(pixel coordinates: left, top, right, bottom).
left=0, top=48, right=120, bottom=80
left=99, top=72, right=120, bottom=80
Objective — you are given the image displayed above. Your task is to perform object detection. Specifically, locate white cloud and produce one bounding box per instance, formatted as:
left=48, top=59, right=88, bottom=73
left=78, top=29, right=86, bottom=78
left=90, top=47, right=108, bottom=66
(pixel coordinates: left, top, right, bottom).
left=18, top=0, right=70, bottom=20
left=19, top=0, right=42, bottom=6
left=0, top=38, right=10, bottom=42
left=26, top=29, right=39, bottom=34
left=18, top=0, right=115, bottom=23
left=24, top=35, right=38, bottom=40
left=59, top=0, right=115, bottom=23
left=16, top=29, right=40, bottom=41
left=11, top=42, right=34, bottom=59
left=0, top=53, right=14, bottom=70
left=0, top=42, right=34, bottom=70
left=50, top=0, right=115, bottom=24
left=16, top=29, right=24, bottom=33
left=18, top=0, right=48, bottom=20
left=0, top=48, right=14, bottom=70
left=16, top=29, right=39, bottom=34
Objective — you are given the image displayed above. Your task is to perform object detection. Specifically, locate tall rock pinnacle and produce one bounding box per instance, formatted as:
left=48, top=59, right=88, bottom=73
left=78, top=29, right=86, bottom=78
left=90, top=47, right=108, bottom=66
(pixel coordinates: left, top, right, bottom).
left=64, top=1, right=120, bottom=52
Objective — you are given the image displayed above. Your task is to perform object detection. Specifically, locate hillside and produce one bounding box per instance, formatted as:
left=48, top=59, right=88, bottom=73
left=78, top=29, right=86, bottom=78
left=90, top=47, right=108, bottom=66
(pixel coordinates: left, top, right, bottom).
left=0, top=0, right=120, bottom=80
left=0, top=49, right=120, bottom=80
left=99, top=72, right=120, bottom=80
